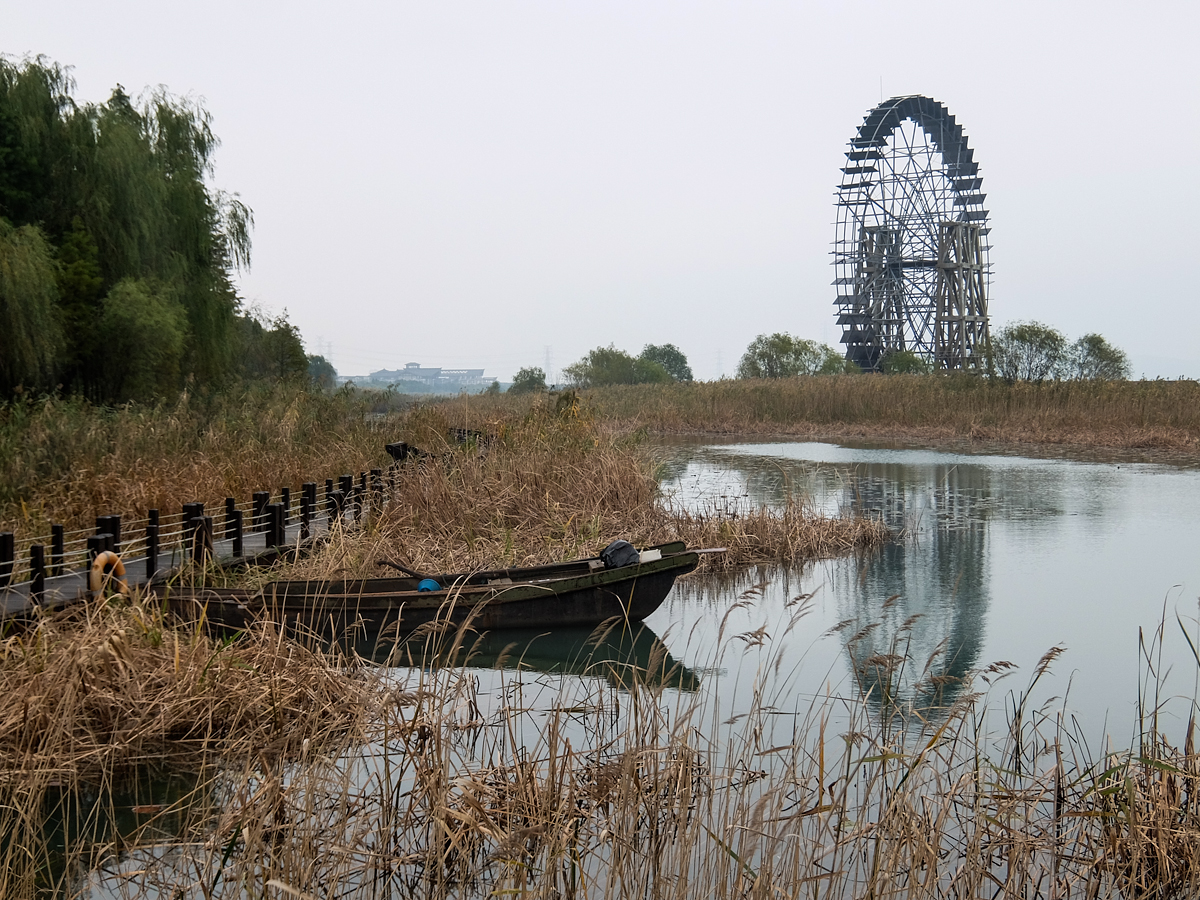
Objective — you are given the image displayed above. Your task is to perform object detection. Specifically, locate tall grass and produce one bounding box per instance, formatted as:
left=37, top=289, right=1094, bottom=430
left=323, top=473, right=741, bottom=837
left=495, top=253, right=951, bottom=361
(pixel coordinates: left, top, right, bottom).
left=0, top=385, right=398, bottom=535
left=285, top=398, right=888, bottom=578
left=0, top=591, right=377, bottom=895
left=8, top=587, right=1200, bottom=898
left=569, top=376, right=1200, bottom=451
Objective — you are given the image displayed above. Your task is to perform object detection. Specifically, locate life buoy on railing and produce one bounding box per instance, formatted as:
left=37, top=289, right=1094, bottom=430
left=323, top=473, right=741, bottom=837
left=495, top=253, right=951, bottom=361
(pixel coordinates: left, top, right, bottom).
left=89, top=551, right=130, bottom=597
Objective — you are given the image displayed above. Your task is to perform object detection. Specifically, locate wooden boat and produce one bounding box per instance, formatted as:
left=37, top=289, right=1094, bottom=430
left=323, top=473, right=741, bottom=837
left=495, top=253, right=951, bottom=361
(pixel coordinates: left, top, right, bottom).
left=163, top=541, right=703, bottom=633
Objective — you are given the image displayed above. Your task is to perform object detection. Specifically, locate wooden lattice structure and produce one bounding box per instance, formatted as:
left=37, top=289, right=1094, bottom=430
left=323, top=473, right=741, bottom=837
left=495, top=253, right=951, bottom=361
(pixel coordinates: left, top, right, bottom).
left=834, top=95, right=991, bottom=372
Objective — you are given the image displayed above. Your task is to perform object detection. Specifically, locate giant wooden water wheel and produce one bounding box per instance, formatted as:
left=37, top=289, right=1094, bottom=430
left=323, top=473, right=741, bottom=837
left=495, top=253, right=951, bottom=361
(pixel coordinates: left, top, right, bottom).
left=833, top=96, right=991, bottom=372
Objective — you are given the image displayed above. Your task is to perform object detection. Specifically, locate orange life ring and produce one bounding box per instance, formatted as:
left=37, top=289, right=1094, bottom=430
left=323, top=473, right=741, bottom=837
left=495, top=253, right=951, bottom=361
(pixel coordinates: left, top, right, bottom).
left=89, top=550, right=130, bottom=596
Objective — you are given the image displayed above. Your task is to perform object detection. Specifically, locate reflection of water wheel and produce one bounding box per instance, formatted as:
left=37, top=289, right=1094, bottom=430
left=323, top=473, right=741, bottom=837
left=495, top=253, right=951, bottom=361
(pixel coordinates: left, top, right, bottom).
left=834, top=96, right=991, bottom=372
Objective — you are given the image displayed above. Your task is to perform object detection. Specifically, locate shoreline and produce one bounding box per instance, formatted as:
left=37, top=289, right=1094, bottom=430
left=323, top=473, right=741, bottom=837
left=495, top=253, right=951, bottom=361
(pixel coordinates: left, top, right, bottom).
left=633, top=421, right=1200, bottom=468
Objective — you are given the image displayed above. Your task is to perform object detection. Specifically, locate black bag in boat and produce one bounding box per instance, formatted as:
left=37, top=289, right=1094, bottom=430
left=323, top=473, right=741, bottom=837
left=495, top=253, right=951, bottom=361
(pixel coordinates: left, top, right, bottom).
left=600, top=540, right=640, bottom=569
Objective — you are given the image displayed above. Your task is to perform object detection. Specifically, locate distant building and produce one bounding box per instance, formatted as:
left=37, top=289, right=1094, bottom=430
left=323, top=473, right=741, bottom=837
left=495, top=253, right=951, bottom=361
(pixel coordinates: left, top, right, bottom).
left=338, top=362, right=489, bottom=392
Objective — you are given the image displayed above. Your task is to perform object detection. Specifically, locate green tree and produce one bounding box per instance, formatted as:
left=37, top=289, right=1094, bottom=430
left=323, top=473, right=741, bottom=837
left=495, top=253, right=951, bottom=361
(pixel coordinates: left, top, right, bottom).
left=233, top=310, right=308, bottom=383
left=0, top=57, right=253, bottom=400
left=483, top=379, right=501, bottom=395
left=640, top=343, right=692, bottom=381
left=564, top=347, right=671, bottom=387
left=880, top=349, right=932, bottom=375
left=1066, top=334, right=1130, bottom=380
left=736, top=333, right=843, bottom=379
left=95, top=278, right=187, bottom=402
left=991, top=321, right=1067, bottom=384
left=307, top=354, right=337, bottom=390
left=510, top=366, right=547, bottom=394
left=55, top=216, right=105, bottom=381
left=0, top=219, right=63, bottom=394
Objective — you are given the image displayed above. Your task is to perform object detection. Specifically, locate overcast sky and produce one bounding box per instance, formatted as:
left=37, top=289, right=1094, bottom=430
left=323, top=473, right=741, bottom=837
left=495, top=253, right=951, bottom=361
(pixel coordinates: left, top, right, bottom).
left=6, top=2, right=1198, bottom=381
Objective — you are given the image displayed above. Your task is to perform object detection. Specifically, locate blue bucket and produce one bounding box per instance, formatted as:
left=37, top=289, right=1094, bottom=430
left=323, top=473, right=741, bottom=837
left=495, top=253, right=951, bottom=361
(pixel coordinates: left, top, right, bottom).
left=417, top=578, right=441, bottom=592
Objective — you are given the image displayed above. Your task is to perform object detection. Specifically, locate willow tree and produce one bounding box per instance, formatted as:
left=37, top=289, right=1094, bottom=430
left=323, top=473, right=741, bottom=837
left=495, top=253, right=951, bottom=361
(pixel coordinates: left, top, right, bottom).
left=0, top=220, right=63, bottom=394
left=96, top=278, right=187, bottom=402
left=0, top=56, right=252, bottom=399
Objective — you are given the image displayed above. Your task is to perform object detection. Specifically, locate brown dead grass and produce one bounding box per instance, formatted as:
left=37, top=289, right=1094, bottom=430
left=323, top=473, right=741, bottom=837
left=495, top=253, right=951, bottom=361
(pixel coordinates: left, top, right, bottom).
left=284, top=399, right=888, bottom=581
left=556, top=376, right=1200, bottom=456
left=0, top=593, right=373, bottom=784
left=0, top=386, right=397, bottom=537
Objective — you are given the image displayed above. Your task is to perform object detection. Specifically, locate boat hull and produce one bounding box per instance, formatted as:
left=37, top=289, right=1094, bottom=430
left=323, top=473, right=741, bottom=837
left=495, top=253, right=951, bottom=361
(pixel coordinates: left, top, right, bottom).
left=164, top=550, right=698, bottom=634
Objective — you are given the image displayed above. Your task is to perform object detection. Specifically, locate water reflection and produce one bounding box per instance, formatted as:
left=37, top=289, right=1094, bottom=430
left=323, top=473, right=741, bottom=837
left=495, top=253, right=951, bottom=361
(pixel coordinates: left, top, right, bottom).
left=659, top=439, right=1200, bottom=732
left=39, top=769, right=202, bottom=896
left=359, top=621, right=700, bottom=692
left=664, top=445, right=999, bottom=717
left=835, top=463, right=991, bottom=717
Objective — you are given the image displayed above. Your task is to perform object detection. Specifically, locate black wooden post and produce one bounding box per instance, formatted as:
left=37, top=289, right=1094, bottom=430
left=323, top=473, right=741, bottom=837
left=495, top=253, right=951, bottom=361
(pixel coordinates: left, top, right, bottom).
left=86, top=534, right=104, bottom=567
left=182, top=503, right=202, bottom=566
left=0, top=532, right=14, bottom=589
left=95, top=515, right=121, bottom=554
left=302, top=482, right=316, bottom=534
left=182, top=502, right=204, bottom=537
left=146, top=509, right=159, bottom=581
left=300, top=493, right=311, bottom=541
left=325, top=478, right=334, bottom=506
left=225, top=497, right=237, bottom=539
left=280, top=487, right=291, bottom=527
left=264, top=504, right=281, bottom=548
left=232, top=508, right=244, bottom=558
left=193, top=516, right=213, bottom=565
left=51, top=524, right=64, bottom=576
left=29, top=544, right=45, bottom=604
left=328, top=490, right=345, bottom=524
left=252, top=491, right=270, bottom=532
left=95, top=532, right=115, bottom=554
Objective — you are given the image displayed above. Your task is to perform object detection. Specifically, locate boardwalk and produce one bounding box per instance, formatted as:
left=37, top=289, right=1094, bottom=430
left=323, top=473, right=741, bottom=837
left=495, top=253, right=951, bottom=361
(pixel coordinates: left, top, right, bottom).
left=0, top=512, right=348, bottom=621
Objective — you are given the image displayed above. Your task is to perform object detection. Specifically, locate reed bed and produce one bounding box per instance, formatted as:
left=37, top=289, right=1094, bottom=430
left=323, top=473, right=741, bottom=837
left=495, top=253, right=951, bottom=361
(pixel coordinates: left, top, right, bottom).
left=568, top=376, right=1200, bottom=453
left=18, top=594, right=1200, bottom=899
left=0, top=385, right=400, bottom=536
left=0, top=594, right=375, bottom=781
left=0, top=591, right=381, bottom=895
left=283, top=398, right=887, bottom=579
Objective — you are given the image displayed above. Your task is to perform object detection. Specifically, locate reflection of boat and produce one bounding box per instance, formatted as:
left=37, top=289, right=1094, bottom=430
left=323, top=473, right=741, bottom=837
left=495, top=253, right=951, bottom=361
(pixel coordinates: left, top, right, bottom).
left=366, top=621, right=701, bottom=691
left=164, top=542, right=701, bottom=633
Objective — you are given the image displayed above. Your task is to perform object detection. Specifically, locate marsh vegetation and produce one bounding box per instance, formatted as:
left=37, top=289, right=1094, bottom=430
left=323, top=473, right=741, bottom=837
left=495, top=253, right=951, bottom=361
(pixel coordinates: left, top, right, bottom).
left=4, top=386, right=1200, bottom=897
left=6, top=585, right=1200, bottom=898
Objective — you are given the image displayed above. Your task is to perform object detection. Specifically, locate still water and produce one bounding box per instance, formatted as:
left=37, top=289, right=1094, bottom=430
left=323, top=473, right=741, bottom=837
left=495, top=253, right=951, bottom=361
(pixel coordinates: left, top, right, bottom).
left=654, top=440, right=1200, bottom=738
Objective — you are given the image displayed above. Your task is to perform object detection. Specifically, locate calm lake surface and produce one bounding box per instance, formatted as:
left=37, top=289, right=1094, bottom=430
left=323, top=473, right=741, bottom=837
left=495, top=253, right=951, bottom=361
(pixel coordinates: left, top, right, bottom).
left=652, top=440, right=1200, bottom=740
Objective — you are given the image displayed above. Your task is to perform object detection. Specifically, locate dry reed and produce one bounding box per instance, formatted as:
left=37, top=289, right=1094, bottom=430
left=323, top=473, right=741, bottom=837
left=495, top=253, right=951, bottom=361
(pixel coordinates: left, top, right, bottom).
left=284, top=398, right=888, bottom=580
left=22, top=595, right=1200, bottom=900
left=0, top=385, right=400, bottom=536
left=564, top=376, right=1200, bottom=455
